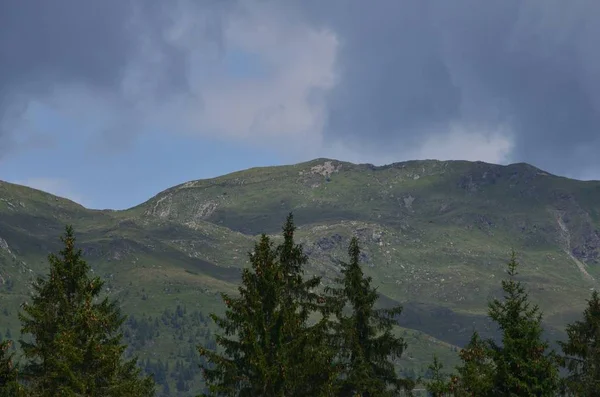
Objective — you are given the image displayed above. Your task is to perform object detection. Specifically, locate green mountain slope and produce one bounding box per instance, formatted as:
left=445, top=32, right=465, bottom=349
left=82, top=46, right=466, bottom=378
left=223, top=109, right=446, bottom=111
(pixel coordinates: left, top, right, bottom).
left=1, top=158, right=599, bottom=394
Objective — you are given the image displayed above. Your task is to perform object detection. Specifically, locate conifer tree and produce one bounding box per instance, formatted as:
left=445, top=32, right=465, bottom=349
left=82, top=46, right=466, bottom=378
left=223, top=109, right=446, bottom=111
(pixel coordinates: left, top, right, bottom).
left=450, top=332, right=494, bottom=396
left=559, top=289, right=600, bottom=396
left=18, top=226, right=155, bottom=396
left=486, top=251, right=559, bottom=395
left=327, top=237, right=413, bottom=396
left=424, top=356, right=451, bottom=397
left=426, top=252, right=559, bottom=396
left=275, top=213, right=339, bottom=394
left=198, top=214, right=337, bottom=396
left=0, top=340, right=14, bottom=387
left=0, top=340, right=23, bottom=396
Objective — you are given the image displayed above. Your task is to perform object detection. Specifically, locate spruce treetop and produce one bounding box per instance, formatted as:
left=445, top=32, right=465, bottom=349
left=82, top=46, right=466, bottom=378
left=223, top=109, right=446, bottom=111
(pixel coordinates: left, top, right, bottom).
left=18, top=225, right=155, bottom=396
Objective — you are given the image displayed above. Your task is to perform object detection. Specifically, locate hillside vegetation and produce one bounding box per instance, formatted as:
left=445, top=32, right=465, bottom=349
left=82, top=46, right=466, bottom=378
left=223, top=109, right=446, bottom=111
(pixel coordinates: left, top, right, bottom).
left=2, top=158, right=600, bottom=394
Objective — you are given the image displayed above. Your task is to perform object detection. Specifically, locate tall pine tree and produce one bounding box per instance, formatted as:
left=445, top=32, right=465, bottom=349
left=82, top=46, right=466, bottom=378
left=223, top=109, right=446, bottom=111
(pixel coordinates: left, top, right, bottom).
left=18, top=226, right=155, bottom=396
left=559, top=289, right=600, bottom=396
left=327, top=237, right=413, bottom=396
left=486, top=251, right=559, bottom=395
left=198, top=214, right=337, bottom=396
left=275, top=214, right=339, bottom=394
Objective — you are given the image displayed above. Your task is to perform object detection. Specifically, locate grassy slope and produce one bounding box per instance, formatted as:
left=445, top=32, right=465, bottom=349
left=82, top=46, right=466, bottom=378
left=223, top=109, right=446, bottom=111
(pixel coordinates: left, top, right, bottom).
left=2, top=158, right=600, bottom=394
left=132, top=158, right=600, bottom=327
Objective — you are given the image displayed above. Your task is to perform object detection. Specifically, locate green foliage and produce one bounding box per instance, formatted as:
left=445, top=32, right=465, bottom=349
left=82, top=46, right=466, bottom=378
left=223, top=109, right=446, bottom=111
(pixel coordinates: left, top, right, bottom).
left=424, top=356, right=451, bottom=397
left=559, top=290, right=600, bottom=396
left=327, top=237, right=413, bottom=396
left=18, top=226, right=155, bottom=396
left=486, top=251, right=560, bottom=395
left=0, top=340, right=14, bottom=387
left=0, top=340, right=24, bottom=396
left=450, top=332, right=494, bottom=396
left=198, top=214, right=337, bottom=396
left=425, top=252, right=560, bottom=396
left=121, top=307, right=217, bottom=393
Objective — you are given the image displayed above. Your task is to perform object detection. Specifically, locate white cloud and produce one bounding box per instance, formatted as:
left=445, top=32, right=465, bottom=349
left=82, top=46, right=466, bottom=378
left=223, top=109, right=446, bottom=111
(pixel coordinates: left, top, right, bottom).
left=183, top=1, right=339, bottom=151
left=316, top=124, right=514, bottom=168
left=0, top=0, right=518, bottom=169
left=24, top=1, right=340, bottom=159
left=409, top=125, right=513, bottom=165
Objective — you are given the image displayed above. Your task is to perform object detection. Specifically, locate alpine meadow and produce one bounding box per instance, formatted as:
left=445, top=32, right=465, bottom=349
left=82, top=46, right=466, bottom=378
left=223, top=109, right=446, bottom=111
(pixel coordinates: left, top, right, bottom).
left=2, top=158, right=600, bottom=395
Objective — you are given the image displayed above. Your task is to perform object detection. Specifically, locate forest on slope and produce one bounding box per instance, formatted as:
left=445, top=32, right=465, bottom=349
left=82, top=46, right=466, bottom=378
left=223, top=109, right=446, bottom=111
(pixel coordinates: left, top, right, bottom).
left=2, top=158, right=600, bottom=394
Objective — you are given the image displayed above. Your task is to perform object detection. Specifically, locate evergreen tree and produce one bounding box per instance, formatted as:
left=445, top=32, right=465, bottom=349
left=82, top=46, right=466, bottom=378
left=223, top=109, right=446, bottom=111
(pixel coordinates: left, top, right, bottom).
left=450, top=332, right=494, bottom=396
left=486, top=251, right=559, bottom=395
left=426, top=252, right=559, bottom=396
left=0, top=340, right=14, bottom=387
left=424, top=356, right=451, bottom=397
left=18, top=225, right=155, bottom=396
left=0, top=340, right=23, bottom=396
left=198, top=214, right=337, bottom=396
left=275, top=214, right=339, bottom=395
left=327, top=237, right=413, bottom=396
left=559, top=289, right=600, bottom=396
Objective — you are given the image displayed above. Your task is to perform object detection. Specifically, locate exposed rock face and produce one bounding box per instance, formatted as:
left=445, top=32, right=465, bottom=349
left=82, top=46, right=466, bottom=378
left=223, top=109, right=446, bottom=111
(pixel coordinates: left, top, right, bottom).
left=570, top=223, right=600, bottom=263
left=403, top=195, right=415, bottom=210
left=0, top=237, right=9, bottom=252
left=146, top=193, right=174, bottom=219
left=0, top=237, right=15, bottom=260
left=316, top=234, right=343, bottom=251
left=310, top=161, right=341, bottom=177
left=196, top=201, right=219, bottom=219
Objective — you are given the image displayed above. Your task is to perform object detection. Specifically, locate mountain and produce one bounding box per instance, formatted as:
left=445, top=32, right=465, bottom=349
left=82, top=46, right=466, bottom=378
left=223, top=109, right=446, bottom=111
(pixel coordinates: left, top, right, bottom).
left=2, top=158, right=600, bottom=393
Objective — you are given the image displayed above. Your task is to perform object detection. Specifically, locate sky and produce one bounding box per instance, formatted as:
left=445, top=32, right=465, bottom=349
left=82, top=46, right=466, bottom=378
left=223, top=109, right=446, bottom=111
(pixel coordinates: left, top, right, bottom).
left=1, top=0, right=600, bottom=209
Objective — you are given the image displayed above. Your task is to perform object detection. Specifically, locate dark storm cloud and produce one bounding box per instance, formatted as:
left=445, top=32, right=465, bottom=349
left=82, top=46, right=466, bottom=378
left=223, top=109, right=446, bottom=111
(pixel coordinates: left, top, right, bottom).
left=300, top=1, right=462, bottom=148
left=2, top=0, right=600, bottom=176
left=0, top=0, right=146, bottom=131
left=298, top=0, right=600, bottom=173
left=0, top=0, right=229, bottom=153
left=0, top=0, right=140, bottom=152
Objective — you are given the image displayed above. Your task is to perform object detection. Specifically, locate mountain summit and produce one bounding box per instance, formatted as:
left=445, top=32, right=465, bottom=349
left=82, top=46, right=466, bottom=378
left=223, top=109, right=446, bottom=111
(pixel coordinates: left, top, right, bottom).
left=1, top=158, right=599, bottom=390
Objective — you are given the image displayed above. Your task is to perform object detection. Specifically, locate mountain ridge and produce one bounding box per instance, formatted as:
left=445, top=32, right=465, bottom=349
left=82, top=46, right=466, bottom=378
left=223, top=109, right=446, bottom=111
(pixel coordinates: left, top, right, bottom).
left=2, top=158, right=569, bottom=212
left=135, top=158, right=562, bottom=214
left=2, top=157, right=600, bottom=393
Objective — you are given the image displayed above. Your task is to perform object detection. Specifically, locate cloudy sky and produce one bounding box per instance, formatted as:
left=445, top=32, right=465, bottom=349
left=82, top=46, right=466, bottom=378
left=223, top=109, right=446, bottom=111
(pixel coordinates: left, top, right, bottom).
left=1, top=0, right=599, bottom=209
